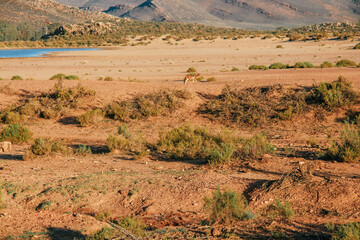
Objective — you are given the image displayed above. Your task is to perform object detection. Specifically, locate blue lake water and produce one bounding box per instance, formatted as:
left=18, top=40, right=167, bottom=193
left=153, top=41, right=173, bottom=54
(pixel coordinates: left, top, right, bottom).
left=0, top=48, right=98, bottom=58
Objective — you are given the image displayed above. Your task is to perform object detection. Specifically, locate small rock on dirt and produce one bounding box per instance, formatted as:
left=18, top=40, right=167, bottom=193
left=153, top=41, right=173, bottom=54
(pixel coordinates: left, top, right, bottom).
left=0, top=141, right=12, bottom=152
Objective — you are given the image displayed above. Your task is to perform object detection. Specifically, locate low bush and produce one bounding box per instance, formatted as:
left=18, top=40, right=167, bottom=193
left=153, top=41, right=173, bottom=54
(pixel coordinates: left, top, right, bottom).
left=269, top=63, right=289, bottom=69
left=336, top=59, right=357, bottom=67
left=320, top=61, right=334, bottom=68
left=77, top=109, right=104, bottom=126
left=0, top=110, right=22, bottom=124
left=236, top=134, right=274, bottom=159
left=107, top=135, right=130, bottom=152
left=269, top=199, right=294, bottom=221
left=65, top=75, right=79, bottom=80
left=353, top=43, right=360, bottom=49
left=324, top=124, right=360, bottom=163
left=115, top=217, right=147, bottom=237
left=50, top=73, right=66, bottom=80
left=314, top=76, right=357, bottom=108
left=249, top=65, right=269, bottom=70
left=104, top=76, right=114, bottom=81
left=76, top=144, right=92, bottom=156
left=231, top=67, right=240, bottom=71
left=24, top=138, right=72, bottom=160
left=104, top=90, right=191, bottom=122
left=293, top=62, right=314, bottom=68
left=327, top=222, right=360, bottom=240
left=186, top=67, right=197, bottom=73
left=11, top=75, right=23, bottom=80
left=207, top=77, right=216, bottom=82
left=0, top=124, right=32, bottom=143
left=89, top=227, right=115, bottom=240
left=204, top=187, right=249, bottom=224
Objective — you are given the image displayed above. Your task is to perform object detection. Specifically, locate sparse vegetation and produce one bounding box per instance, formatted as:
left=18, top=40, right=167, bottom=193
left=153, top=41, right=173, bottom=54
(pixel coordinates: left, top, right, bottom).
left=77, top=109, right=104, bottom=127
left=293, top=62, right=314, bottom=68
left=249, top=65, right=269, bottom=70
left=236, top=134, right=274, bottom=159
left=207, top=77, right=216, bottom=82
left=11, top=75, right=23, bottom=80
left=0, top=124, right=33, bottom=144
left=104, top=90, right=191, bottom=122
left=324, top=124, right=360, bottom=163
left=65, top=75, right=79, bottom=80
left=23, top=138, right=72, bottom=160
left=231, top=67, right=240, bottom=71
left=353, top=43, right=360, bottom=49
left=327, top=222, right=360, bottom=240
left=320, top=61, right=334, bottom=68
left=76, top=144, right=92, bottom=156
left=115, top=217, right=147, bottom=237
left=269, top=199, right=295, bottom=221
left=269, top=63, right=289, bottom=69
left=186, top=67, right=197, bottom=73
left=89, top=227, right=115, bottom=240
left=336, top=59, right=357, bottom=67
left=50, top=73, right=66, bottom=80
left=204, top=187, right=249, bottom=224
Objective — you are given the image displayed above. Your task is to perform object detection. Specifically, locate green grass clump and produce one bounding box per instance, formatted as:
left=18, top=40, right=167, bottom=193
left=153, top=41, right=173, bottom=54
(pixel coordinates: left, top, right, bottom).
left=249, top=65, right=269, bottom=70
left=269, top=63, right=289, bottom=69
left=237, top=134, right=274, bottom=159
left=293, top=62, right=314, bottom=68
left=231, top=67, right=240, bottom=71
left=24, top=138, right=72, bottom=160
left=207, top=77, right=216, bottom=82
left=11, top=75, right=23, bottom=80
left=77, top=109, right=104, bottom=126
left=0, top=110, right=22, bottom=124
left=50, top=73, right=66, bottom=80
left=76, top=144, right=92, bottom=156
left=89, top=227, right=115, bottom=240
left=36, top=201, right=53, bottom=211
left=320, top=61, right=334, bottom=68
left=204, top=187, right=249, bottom=224
left=156, top=125, right=237, bottom=165
left=336, top=59, right=357, bottom=67
left=104, top=90, right=191, bottom=122
left=269, top=199, right=294, bottom=221
left=186, top=67, right=197, bottom=73
left=0, top=124, right=32, bottom=143
left=115, top=217, right=147, bottom=237
left=324, top=124, right=360, bottom=163
left=327, top=222, right=360, bottom=240
left=65, top=75, right=79, bottom=80
left=314, top=76, right=357, bottom=108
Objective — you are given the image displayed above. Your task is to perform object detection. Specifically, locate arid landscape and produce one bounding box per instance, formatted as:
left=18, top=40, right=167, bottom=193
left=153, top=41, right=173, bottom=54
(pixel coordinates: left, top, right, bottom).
left=0, top=36, right=359, bottom=239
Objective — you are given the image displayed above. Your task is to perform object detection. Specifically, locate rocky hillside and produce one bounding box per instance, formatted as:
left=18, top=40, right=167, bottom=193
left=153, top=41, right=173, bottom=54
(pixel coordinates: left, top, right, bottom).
left=54, top=0, right=360, bottom=29
left=0, top=0, right=113, bottom=29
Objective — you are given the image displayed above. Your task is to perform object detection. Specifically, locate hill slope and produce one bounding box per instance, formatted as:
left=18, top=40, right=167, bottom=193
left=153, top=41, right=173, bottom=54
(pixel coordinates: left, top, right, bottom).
left=0, top=0, right=112, bottom=29
left=54, top=0, right=360, bottom=29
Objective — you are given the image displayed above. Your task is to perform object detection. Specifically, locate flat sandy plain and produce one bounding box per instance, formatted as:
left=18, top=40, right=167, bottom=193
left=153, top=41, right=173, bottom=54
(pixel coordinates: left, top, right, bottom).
left=0, top=38, right=359, bottom=239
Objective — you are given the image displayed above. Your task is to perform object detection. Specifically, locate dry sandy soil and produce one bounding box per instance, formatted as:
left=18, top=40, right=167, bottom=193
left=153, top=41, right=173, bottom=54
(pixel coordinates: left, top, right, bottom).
left=0, top=38, right=359, bottom=239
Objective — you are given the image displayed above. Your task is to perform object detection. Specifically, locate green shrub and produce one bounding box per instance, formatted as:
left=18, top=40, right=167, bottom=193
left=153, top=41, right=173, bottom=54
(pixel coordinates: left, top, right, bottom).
left=276, top=45, right=283, bottom=49
left=324, top=124, right=360, bottom=162
left=104, top=76, right=114, bottom=81
left=117, top=124, right=131, bottom=138
left=336, top=59, right=357, bottom=67
left=65, top=75, right=79, bottom=80
left=294, top=62, right=314, bottom=68
left=237, top=134, right=274, bottom=159
left=314, top=76, right=357, bottom=108
left=353, top=43, right=360, bottom=49
left=320, top=61, right=334, bottom=68
left=186, top=67, right=197, bottom=73
left=270, top=199, right=294, bottom=220
left=207, top=143, right=236, bottom=166
left=50, top=73, right=66, bottom=80
left=89, top=227, right=115, bottom=240
left=204, top=187, right=248, bottom=224
left=249, top=65, right=269, bottom=70
left=77, top=109, right=104, bottom=126
left=95, top=211, right=111, bottom=221
left=11, top=75, right=23, bottom=80
left=104, top=90, right=190, bottom=122
left=76, top=144, right=92, bottom=156
left=116, top=217, right=147, bottom=237
left=107, top=135, right=130, bottom=152
left=0, top=111, right=22, bottom=124
left=269, top=63, right=288, bottom=69
left=0, top=124, right=32, bottom=143
left=207, top=77, right=216, bottom=82
left=231, top=67, right=240, bottom=71
left=328, top=222, right=360, bottom=240
left=24, top=138, right=72, bottom=160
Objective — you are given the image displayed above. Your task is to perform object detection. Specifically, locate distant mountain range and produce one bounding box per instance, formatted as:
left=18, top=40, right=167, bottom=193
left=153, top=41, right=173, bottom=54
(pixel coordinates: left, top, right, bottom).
left=0, top=0, right=112, bottom=29
left=54, top=0, right=360, bottom=29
